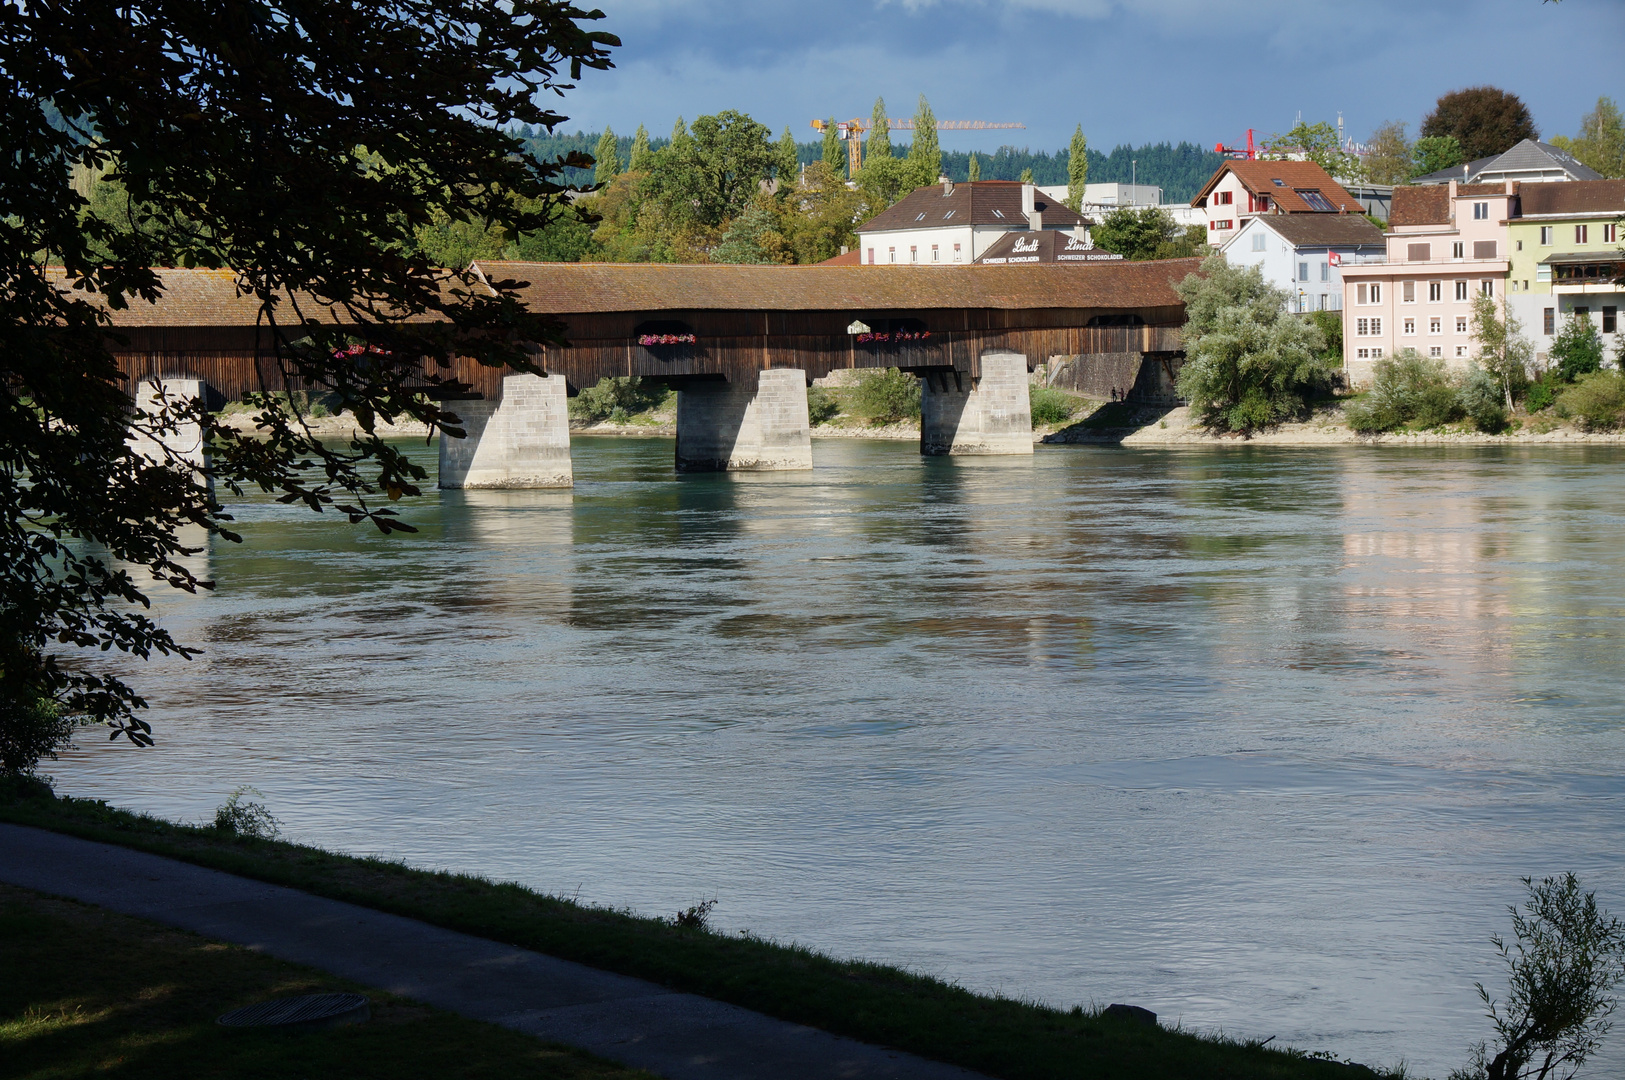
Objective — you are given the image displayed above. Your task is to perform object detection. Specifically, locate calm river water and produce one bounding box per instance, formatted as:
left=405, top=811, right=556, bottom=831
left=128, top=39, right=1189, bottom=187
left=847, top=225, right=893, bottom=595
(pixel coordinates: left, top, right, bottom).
left=56, top=437, right=1625, bottom=1076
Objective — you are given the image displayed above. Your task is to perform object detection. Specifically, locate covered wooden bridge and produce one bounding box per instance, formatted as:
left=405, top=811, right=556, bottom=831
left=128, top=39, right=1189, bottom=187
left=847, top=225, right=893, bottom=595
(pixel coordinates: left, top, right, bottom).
left=99, top=259, right=1197, bottom=487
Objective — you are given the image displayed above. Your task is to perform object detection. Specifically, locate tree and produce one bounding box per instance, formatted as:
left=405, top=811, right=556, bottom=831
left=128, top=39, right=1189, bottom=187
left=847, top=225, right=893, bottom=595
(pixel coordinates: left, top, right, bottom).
left=1364, top=120, right=1413, bottom=185
left=689, top=111, right=776, bottom=225
left=967, top=153, right=981, bottom=182
left=711, top=201, right=790, bottom=265
left=1470, top=292, right=1533, bottom=410
left=820, top=116, right=844, bottom=179
left=1267, top=121, right=1357, bottom=180
left=628, top=124, right=653, bottom=172
left=1019, top=167, right=1034, bottom=183
left=868, top=97, right=891, bottom=163
left=1414, top=135, right=1467, bottom=178
left=1173, top=255, right=1334, bottom=432
left=1067, top=125, right=1089, bottom=212
left=1093, top=207, right=1203, bottom=261
left=1449, top=874, right=1625, bottom=1080
left=1551, top=97, right=1625, bottom=179
left=778, top=162, right=867, bottom=264
left=775, top=126, right=799, bottom=197
left=1422, top=87, right=1537, bottom=163
left=593, top=126, right=621, bottom=186
left=1550, top=313, right=1605, bottom=382
left=907, top=95, right=942, bottom=190
left=2, top=0, right=617, bottom=765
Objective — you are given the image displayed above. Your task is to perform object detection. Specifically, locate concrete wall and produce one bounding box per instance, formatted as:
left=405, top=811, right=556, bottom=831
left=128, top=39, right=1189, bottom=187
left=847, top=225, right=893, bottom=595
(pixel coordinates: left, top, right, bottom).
left=439, top=373, right=573, bottom=489
left=674, top=368, right=813, bottom=472
left=1045, top=352, right=1185, bottom=404
left=920, top=351, right=1034, bottom=455
left=129, top=376, right=210, bottom=490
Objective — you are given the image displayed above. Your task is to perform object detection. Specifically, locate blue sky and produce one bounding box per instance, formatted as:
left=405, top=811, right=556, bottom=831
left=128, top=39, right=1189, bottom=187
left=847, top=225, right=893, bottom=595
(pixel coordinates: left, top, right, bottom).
left=554, top=0, right=1623, bottom=154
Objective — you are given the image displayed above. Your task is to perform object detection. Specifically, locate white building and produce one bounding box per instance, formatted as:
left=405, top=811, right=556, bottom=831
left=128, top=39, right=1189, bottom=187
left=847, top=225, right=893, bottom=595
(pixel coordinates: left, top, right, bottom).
left=1411, top=139, right=1601, bottom=186
left=1191, top=159, right=1370, bottom=241
left=1038, top=183, right=1204, bottom=228
left=855, top=180, right=1090, bottom=265
left=1222, top=213, right=1387, bottom=313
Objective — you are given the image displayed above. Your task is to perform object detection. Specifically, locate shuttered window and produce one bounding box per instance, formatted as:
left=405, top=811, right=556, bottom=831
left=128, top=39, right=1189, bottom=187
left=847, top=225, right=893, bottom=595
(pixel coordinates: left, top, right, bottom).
left=1473, top=241, right=1496, bottom=259
left=1407, top=243, right=1430, bottom=261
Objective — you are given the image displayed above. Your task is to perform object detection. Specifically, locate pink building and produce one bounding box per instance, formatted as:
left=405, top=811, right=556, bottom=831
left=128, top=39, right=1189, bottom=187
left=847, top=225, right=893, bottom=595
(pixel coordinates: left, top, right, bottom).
left=1339, top=181, right=1514, bottom=385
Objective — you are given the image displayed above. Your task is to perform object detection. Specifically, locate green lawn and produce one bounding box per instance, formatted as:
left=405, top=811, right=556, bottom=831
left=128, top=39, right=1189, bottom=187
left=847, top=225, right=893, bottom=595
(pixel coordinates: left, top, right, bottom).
left=0, top=785, right=1395, bottom=1079
left=0, top=881, right=649, bottom=1080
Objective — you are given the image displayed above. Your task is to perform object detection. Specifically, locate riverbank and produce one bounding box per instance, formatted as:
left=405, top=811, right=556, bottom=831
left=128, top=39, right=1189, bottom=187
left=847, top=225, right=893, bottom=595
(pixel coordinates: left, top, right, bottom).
left=0, top=785, right=1392, bottom=1080
left=0, top=879, right=639, bottom=1080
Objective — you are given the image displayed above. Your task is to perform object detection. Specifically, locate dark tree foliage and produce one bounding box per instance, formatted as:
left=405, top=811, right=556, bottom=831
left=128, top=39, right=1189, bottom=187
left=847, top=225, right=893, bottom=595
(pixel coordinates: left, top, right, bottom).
left=1422, top=87, right=1538, bottom=162
left=1, top=1, right=617, bottom=757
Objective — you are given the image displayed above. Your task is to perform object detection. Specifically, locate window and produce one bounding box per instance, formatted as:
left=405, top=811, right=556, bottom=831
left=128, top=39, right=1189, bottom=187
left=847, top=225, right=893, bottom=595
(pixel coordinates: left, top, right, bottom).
left=1297, top=189, right=1337, bottom=211
left=1357, top=317, right=1369, bottom=335
left=1403, top=281, right=1416, bottom=303
left=1480, top=280, right=1494, bottom=297
left=867, top=248, right=875, bottom=264
left=1408, top=243, right=1431, bottom=261
left=909, top=245, right=917, bottom=263
left=1321, top=262, right=1330, bottom=282
left=1455, top=280, right=1469, bottom=301
left=944, top=210, right=956, bottom=219
left=1452, top=241, right=1465, bottom=259
left=1429, top=281, right=1443, bottom=302
left=1575, top=307, right=1590, bottom=323
left=915, top=212, right=926, bottom=221
left=1271, top=178, right=1286, bottom=187
left=1371, top=317, right=1382, bottom=335
left=1576, top=224, right=1589, bottom=244
left=1537, top=266, right=1551, bottom=282
left=1215, top=191, right=1233, bottom=205
left=1473, top=202, right=1489, bottom=220
left=1540, top=226, right=1553, bottom=245
left=1544, top=307, right=1556, bottom=335
left=992, top=209, right=1004, bottom=219
left=1473, top=241, right=1496, bottom=259
left=1357, top=348, right=1370, bottom=359
left=888, top=247, right=896, bottom=263
left=931, top=244, right=939, bottom=262
left=1371, top=283, right=1382, bottom=303
left=1456, top=316, right=1469, bottom=333
left=1252, top=233, right=1266, bottom=251
left=1357, top=284, right=1367, bottom=305
left=1403, top=318, right=1416, bottom=335
left=1429, top=346, right=1442, bottom=358
left=1516, top=240, right=1523, bottom=251
left=1604, top=307, right=1617, bottom=334
left=1430, top=317, right=1442, bottom=335
left=1372, top=347, right=1384, bottom=358
left=1605, top=224, right=1618, bottom=244
left=1210, top=219, right=1234, bottom=231
left=1299, top=261, right=1309, bottom=281
left=953, top=242, right=962, bottom=262
left=1456, top=345, right=1469, bottom=358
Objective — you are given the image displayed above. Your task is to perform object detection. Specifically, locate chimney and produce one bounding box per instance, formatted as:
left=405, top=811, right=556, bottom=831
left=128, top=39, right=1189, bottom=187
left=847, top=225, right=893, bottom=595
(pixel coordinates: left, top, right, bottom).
left=942, top=177, right=954, bottom=196
left=1022, top=182, right=1036, bottom=216
left=1028, top=210, right=1043, bottom=231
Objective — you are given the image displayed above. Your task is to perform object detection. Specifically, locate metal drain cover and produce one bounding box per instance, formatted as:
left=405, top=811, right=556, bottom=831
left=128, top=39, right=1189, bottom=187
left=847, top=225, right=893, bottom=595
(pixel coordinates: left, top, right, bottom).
left=218, top=992, right=370, bottom=1031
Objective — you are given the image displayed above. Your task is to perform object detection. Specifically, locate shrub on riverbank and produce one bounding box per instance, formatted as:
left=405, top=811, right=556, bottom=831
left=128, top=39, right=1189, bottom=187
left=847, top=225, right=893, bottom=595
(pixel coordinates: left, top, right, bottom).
left=850, top=367, right=921, bottom=424
left=1029, top=385, right=1079, bottom=426
left=1555, top=370, right=1625, bottom=430
left=0, top=787, right=1402, bottom=1080
left=569, top=376, right=671, bottom=422
left=1344, top=351, right=1462, bottom=433
left=807, top=386, right=840, bottom=425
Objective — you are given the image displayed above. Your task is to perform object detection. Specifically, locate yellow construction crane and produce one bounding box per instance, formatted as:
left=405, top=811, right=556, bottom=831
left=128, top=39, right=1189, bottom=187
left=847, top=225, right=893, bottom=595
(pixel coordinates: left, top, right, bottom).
left=812, top=118, right=1025, bottom=177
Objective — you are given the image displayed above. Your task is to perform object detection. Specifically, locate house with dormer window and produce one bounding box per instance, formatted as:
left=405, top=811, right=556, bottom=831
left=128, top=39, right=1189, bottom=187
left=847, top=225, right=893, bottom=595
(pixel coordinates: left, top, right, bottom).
left=1190, top=160, right=1367, bottom=239
left=855, top=180, right=1091, bottom=266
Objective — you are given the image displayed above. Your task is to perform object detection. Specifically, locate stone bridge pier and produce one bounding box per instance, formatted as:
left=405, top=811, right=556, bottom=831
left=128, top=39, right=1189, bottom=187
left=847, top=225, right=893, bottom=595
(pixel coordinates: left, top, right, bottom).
left=918, top=351, right=1034, bottom=456
left=129, top=375, right=213, bottom=490
left=674, top=368, right=813, bottom=473
left=438, top=372, right=573, bottom=489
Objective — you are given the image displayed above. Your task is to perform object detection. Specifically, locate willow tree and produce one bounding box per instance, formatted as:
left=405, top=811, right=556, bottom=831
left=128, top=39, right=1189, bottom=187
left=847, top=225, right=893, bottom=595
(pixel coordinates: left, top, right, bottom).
left=0, top=0, right=617, bottom=773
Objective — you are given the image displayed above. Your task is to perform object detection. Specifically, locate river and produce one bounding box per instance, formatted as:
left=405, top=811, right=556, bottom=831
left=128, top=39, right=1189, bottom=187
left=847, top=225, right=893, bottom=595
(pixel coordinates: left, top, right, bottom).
left=55, top=436, right=1625, bottom=1077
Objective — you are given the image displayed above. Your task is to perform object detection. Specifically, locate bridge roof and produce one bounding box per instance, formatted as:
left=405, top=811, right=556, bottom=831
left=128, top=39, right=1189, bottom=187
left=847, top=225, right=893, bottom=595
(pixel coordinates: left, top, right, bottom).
left=473, top=260, right=1200, bottom=316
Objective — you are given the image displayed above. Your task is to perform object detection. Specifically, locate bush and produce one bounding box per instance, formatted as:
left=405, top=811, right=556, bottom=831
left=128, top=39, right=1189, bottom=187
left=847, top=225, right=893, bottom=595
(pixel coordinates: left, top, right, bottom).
left=1525, top=375, right=1558, bottom=413
left=1555, top=370, right=1625, bottom=431
left=1458, top=364, right=1509, bottom=433
left=1173, top=255, right=1335, bottom=433
left=806, top=386, right=839, bottom=425
left=1449, top=873, right=1625, bottom=1080
left=569, top=376, right=668, bottom=422
left=850, top=367, right=920, bottom=424
left=1343, top=350, right=1463, bottom=433
left=1029, top=385, right=1078, bottom=426
left=0, top=690, right=78, bottom=779
left=1551, top=314, right=1604, bottom=383
left=213, top=786, right=280, bottom=839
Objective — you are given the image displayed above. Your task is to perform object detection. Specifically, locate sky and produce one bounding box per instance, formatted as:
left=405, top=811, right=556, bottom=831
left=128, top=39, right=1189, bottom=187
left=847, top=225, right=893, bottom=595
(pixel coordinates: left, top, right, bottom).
left=550, top=0, right=1623, bottom=154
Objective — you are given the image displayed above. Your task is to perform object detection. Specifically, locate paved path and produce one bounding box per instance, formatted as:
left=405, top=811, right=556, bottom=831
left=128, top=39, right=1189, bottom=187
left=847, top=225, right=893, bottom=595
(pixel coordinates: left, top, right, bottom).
left=1, top=824, right=986, bottom=1080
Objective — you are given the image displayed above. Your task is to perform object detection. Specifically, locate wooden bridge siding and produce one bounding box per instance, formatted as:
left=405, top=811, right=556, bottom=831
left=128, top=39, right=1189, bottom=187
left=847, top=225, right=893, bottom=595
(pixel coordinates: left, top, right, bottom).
left=108, top=316, right=1183, bottom=401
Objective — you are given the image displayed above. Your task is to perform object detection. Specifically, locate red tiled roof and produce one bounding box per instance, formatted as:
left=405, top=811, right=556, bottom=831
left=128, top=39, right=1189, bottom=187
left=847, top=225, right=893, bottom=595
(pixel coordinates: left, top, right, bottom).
left=1192, top=160, right=1364, bottom=214
left=816, top=249, right=862, bottom=266
left=475, top=260, right=1199, bottom=314
left=857, top=180, right=1086, bottom=234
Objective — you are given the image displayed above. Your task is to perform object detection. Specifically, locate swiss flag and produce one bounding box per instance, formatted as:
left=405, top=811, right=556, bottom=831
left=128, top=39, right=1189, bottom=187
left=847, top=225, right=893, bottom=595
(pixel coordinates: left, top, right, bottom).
left=1328, top=251, right=1343, bottom=266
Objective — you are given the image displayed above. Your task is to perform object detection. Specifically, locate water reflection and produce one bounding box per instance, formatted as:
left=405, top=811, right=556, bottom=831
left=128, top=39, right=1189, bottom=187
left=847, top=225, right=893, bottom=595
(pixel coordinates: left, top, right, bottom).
left=54, top=437, right=1625, bottom=1077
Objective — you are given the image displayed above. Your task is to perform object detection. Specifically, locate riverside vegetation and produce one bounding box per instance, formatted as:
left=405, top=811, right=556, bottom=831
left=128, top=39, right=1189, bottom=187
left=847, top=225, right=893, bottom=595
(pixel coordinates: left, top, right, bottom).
left=0, top=781, right=1404, bottom=1080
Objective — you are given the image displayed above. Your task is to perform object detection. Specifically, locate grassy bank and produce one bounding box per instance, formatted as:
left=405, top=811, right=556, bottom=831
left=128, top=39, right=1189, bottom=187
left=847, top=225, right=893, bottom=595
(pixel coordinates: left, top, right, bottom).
left=0, top=881, right=647, bottom=1080
left=0, top=786, right=1394, bottom=1080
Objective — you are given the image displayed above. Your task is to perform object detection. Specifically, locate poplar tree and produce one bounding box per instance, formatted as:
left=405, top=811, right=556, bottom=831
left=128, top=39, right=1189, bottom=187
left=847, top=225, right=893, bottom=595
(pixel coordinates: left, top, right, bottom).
left=776, top=126, right=799, bottom=196
left=821, top=117, right=843, bottom=178
left=670, top=116, right=691, bottom=151
left=908, top=95, right=941, bottom=188
left=967, top=153, right=980, bottom=182
left=1067, top=125, right=1088, bottom=212
left=593, top=126, right=621, bottom=185
left=628, top=124, right=652, bottom=171
left=869, top=97, right=891, bottom=162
